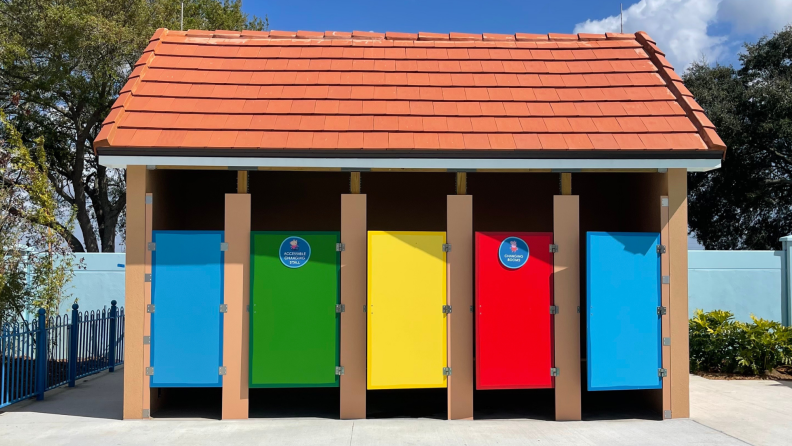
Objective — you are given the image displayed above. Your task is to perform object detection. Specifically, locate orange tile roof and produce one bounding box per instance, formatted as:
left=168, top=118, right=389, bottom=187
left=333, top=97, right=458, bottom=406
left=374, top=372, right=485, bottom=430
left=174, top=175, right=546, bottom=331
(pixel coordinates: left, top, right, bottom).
left=95, top=29, right=726, bottom=157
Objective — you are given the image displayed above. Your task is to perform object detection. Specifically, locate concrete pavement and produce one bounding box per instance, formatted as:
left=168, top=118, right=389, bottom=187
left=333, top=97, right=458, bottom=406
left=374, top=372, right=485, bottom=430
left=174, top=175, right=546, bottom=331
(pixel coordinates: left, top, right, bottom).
left=0, top=368, right=787, bottom=445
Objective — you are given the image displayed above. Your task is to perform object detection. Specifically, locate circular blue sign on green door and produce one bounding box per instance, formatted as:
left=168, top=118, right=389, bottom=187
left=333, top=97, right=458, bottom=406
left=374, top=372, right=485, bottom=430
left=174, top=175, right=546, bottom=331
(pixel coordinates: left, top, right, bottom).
left=279, top=236, right=311, bottom=268
left=499, top=236, right=529, bottom=269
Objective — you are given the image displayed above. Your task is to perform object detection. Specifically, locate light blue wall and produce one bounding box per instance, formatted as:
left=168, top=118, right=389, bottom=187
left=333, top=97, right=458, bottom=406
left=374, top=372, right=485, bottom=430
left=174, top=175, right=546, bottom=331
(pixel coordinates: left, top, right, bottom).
left=688, top=250, right=784, bottom=323
left=58, top=253, right=126, bottom=314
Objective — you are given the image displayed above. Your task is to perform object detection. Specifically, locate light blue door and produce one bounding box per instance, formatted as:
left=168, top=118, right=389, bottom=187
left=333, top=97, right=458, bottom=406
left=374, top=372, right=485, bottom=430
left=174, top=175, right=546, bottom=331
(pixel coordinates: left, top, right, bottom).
left=151, top=231, right=224, bottom=387
left=587, top=232, right=661, bottom=391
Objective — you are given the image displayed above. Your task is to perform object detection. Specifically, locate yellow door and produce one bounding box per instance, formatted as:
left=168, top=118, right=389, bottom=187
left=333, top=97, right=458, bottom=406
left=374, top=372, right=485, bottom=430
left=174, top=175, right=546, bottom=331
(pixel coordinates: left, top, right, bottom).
left=367, top=231, right=447, bottom=389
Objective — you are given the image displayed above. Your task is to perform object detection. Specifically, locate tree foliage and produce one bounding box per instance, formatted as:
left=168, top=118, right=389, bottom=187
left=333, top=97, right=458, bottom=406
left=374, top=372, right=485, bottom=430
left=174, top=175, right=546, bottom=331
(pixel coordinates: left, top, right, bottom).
left=684, top=26, right=792, bottom=249
left=0, top=112, right=77, bottom=323
left=0, top=0, right=267, bottom=252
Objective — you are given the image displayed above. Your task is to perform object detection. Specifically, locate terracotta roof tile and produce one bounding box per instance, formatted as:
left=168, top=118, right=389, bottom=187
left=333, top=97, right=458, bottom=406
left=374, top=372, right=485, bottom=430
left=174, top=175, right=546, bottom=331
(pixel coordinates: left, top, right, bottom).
left=96, top=28, right=725, bottom=155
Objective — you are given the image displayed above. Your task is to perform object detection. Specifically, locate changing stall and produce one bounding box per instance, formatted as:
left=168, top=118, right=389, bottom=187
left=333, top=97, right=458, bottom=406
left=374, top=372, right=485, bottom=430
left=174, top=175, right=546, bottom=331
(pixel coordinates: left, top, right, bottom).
left=586, top=232, right=663, bottom=391
left=367, top=231, right=448, bottom=389
left=150, top=231, right=225, bottom=387
left=475, top=232, right=555, bottom=390
left=249, top=232, right=341, bottom=388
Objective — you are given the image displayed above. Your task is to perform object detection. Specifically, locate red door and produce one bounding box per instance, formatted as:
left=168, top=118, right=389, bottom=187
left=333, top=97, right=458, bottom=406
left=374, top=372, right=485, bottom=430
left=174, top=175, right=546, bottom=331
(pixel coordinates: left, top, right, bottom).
left=475, top=232, right=554, bottom=389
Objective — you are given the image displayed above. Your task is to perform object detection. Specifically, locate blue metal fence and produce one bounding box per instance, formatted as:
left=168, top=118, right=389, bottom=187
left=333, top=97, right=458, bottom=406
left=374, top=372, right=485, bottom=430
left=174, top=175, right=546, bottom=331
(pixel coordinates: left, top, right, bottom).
left=0, top=301, right=124, bottom=408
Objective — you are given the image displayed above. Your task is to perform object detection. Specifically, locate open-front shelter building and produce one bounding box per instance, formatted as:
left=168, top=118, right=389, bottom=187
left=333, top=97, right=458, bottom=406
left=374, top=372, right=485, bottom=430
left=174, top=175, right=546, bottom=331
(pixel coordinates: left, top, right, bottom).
left=96, top=28, right=725, bottom=421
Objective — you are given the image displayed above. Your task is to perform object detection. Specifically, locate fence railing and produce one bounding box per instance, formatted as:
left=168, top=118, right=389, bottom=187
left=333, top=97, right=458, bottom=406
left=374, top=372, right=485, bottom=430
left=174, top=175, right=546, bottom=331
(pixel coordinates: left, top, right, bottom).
left=0, top=301, right=124, bottom=409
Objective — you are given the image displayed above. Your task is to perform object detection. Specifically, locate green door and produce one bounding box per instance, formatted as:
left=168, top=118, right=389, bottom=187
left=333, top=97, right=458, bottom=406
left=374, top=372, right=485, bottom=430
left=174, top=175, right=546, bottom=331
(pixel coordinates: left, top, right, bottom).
left=250, top=231, right=340, bottom=387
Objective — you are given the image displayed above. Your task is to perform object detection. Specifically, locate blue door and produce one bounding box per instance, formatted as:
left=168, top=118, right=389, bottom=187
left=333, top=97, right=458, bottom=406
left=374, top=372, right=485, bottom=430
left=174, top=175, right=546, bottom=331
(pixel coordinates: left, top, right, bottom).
left=587, top=232, right=661, bottom=391
left=151, top=231, right=224, bottom=387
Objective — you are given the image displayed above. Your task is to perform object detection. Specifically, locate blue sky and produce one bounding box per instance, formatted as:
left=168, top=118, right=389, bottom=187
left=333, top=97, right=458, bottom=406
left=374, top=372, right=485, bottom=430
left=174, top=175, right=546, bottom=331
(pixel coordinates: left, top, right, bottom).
left=247, top=0, right=792, bottom=71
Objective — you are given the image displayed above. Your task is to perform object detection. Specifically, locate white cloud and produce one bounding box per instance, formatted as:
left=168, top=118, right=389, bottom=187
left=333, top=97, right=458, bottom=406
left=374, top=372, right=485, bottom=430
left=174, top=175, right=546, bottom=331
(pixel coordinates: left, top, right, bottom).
left=574, top=0, right=792, bottom=71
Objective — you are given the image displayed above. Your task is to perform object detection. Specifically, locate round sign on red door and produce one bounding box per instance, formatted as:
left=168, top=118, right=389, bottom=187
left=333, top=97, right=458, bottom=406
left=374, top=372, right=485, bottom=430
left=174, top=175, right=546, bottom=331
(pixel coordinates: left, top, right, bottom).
left=499, top=236, right=529, bottom=269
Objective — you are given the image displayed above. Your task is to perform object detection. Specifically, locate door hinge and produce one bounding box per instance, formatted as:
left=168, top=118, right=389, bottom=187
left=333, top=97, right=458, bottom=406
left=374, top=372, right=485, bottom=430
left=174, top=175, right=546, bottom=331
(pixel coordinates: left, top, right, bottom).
left=246, top=304, right=250, bottom=313
left=220, top=242, right=229, bottom=252
left=336, top=366, right=345, bottom=376
left=549, top=244, right=559, bottom=253
left=363, top=305, right=366, bottom=312
left=442, top=367, right=452, bottom=376
left=550, top=305, right=559, bottom=315
left=145, top=367, right=154, bottom=376
left=219, top=304, right=228, bottom=313
left=658, top=368, right=667, bottom=378
left=144, top=273, right=152, bottom=283
left=470, top=305, right=474, bottom=313
left=442, top=305, right=452, bottom=314
left=663, top=337, right=671, bottom=346
left=442, top=243, right=452, bottom=253
left=664, top=410, right=672, bottom=419
left=661, top=197, right=669, bottom=207
left=657, top=244, right=666, bottom=254
left=336, top=243, right=345, bottom=252
left=219, top=366, right=227, bottom=376
left=657, top=306, right=667, bottom=316
left=143, top=336, right=151, bottom=345
left=550, top=367, right=560, bottom=377
left=336, top=304, right=345, bottom=313
left=145, top=195, right=153, bottom=204
left=662, top=275, right=670, bottom=284
left=142, top=409, right=151, bottom=418
left=577, top=306, right=581, bottom=314
left=147, top=304, right=155, bottom=313
left=148, top=242, right=156, bottom=251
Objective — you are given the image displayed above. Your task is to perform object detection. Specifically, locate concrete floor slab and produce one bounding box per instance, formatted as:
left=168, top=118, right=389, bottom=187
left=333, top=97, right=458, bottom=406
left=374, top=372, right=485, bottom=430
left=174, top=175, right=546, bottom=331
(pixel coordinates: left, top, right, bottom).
left=0, top=368, right=785, bottom=445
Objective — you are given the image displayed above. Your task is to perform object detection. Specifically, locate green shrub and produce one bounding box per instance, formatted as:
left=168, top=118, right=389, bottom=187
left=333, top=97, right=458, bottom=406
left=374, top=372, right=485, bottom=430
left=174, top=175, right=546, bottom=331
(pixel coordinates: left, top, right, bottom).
left=689, top=309, right=792, bottom=375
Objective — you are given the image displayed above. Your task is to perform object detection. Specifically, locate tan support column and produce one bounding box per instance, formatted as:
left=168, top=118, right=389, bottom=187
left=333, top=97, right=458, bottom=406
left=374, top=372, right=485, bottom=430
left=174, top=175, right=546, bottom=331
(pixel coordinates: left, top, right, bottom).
left=142, top=193, right=153, bottom=417
left=668, top=169, right=689, bottom=418
left=222, top=193, right=251, bottom=419
left=553, top=195, right=582, bottom=421
left=340, top=194, right=367, bottom=419
left=660, top=195, right=672, bottom=419
left=447, top=195, right=473, bottom=420
left=124, top=166, right=146, bottom=420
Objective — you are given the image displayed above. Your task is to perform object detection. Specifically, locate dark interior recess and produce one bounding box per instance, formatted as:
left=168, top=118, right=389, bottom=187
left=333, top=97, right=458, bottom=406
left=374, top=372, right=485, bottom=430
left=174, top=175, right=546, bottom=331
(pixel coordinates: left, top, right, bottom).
left=249, top=171, right=350, bottom=231
left=363, top=172, right=455, bottom=232
left=366, top=389, right=447, bottom=419
left=148, top=169, right=237, bottom=231
left=468, top=172, right=557, bottom=233
left=473, top=389, right=555, bottom=420
left=149, top=388, right=222, bottom=420
left=248, top=388, right=340, bottom=419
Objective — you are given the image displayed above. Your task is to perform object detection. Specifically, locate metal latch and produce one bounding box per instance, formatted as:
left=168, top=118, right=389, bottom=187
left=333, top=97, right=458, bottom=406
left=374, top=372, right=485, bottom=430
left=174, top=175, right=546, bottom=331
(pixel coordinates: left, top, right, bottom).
left=657, top=306, right=667, bottom=316
left=145, top=367, right=154, bottom=376
left=219, top=304, right=228, bottom=313
left=147, top=304, right=155, bottom=313
left=663, top=337, right=671, bottom=346
left=144, top=274, right=152, bottom=283
left=550, top=306, right=559, bottom=315
left=442, top=305, right=452, bottom=314
left=336, top=304, right=345, bottom=313
left=657, top=244, right=666, bottom=254
left=148, top=242, right=156, bottom=251
left=219, top=366, right=227, bottom=376
left=550, top=368, right=560, bottom=377
left=145, top=195, right=153, bottom=204
left=143, top=336, right=151, bottom=345
left=549, top=244, right=559, bottom=253
left=336, top=243, right=345, bottom=252
left=658, top=368, right=667, bottom=378
left=662, top=275, right=670, bottom=284
left=220, top=242, right=229, bottom=252
left=442, top=243, right=452, bottom=253
left=336, top=366, right=345, bottom=376
left=442, top=367, right=452, bottom=376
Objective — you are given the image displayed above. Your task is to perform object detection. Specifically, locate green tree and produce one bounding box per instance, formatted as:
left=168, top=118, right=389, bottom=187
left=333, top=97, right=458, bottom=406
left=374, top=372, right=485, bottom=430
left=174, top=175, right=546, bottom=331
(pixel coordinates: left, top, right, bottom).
left=0, top=0, right=267, bottom=252
left=684, top=26, right=792, bottom=250
left=0, top=112, right=77, bottom=322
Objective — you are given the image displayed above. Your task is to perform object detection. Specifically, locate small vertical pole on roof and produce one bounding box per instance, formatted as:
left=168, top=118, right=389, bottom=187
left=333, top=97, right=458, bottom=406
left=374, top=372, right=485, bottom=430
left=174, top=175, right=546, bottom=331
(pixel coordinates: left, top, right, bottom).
left=181, top=2, right=184, bottom=31
left=620, top=3, right=623, bottom=33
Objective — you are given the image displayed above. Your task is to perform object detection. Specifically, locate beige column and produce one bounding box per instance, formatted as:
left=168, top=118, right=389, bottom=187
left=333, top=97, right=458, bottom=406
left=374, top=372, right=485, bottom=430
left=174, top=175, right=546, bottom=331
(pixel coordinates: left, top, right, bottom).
left=446, top=194, right=474, bottom=420
left=142, top=193, right=153, bottom=417
left=222, top=192, right=251, bottom=419
left=553, top=195, right=582, bottom=421
left=668, top=169, right=689, bottom=418
left=340, top=193, right=367, bottom=419
left=123, top=166, right=147, bottom=420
